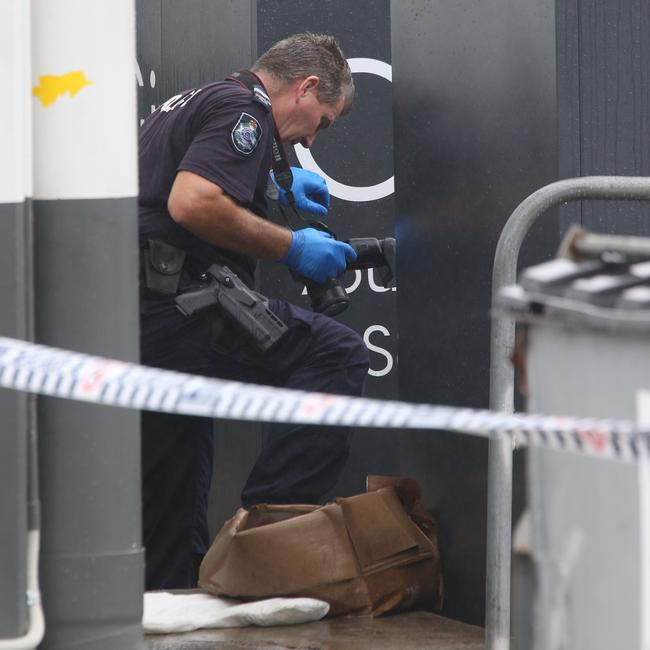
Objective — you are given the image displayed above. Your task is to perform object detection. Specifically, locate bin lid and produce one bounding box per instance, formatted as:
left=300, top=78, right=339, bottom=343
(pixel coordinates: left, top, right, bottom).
left=495, top=242, right=650, bottom=333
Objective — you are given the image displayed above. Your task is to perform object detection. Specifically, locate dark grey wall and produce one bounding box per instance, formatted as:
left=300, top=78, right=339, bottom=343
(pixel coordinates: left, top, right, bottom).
left=0, top=203, right=30, bottom=636
left=390, top=0, right=558, bottom=625
left=136, top=0, right=256, bottom=123
left=558, top=0, right=650, bottom=234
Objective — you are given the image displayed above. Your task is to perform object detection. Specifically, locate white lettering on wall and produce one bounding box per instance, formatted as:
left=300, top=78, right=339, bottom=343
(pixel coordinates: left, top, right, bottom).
left=368, top=268, right=396, bottom=293
left=136, top=60, right=158, bottom=125
left=363, top=325, right=394, bottom=377
left=294, top=58, right=394, bottom=203
left=302, top=270, right=396, bottom=296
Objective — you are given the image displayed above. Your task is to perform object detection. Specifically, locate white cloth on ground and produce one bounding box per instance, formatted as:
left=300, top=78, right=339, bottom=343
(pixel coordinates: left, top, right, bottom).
left=143, top=591, right=330, bottom=633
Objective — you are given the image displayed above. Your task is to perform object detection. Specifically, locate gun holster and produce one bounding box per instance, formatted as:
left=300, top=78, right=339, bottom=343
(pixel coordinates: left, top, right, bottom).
left=142, top=239, right=187, bottom=296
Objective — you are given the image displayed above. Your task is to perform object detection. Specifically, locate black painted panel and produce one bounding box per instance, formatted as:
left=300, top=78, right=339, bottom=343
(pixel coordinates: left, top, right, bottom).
left=558, top=0, right=650, bottom=235
left=256, top=0, right=396, bottom=397
left=257, top=0, right=400, bottom=498
left=135, top=0, right=162, bottom=125
left=391, top=0, right=557, bottom=625
left=557, top=0, right=583, bottom=229
left=159, top=0, right=255, bottom=98
left=136, top=0, right=256, bottom=123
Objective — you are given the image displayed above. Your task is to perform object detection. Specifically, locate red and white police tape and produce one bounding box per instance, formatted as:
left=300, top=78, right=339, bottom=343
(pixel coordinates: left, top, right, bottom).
left=0, top=336, right=647, bottom=463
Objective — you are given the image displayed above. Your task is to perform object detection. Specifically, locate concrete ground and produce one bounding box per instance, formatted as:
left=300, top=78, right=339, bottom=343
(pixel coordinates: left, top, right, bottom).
left=145, top=610, right=485, bottom=650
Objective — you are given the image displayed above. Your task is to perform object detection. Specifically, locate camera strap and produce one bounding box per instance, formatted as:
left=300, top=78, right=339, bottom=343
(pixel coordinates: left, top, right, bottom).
left=227, top=70, right=296, bottom=206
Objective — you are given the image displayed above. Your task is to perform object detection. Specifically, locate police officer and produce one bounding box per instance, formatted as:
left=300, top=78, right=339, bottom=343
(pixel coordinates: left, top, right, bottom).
left=139, top=33, right=370, bottom=590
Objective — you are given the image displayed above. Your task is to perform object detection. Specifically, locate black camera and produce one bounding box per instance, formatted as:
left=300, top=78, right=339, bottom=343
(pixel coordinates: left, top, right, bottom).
left=304, top=237, right=397, bottom=316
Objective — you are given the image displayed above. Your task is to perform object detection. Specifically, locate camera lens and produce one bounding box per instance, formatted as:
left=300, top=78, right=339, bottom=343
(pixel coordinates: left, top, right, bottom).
left=306, top=278, right=350, bottom=316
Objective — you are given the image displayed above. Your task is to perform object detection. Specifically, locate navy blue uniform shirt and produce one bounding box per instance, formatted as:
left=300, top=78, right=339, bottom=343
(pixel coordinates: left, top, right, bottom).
left=139, top=77, right=275, bottom=285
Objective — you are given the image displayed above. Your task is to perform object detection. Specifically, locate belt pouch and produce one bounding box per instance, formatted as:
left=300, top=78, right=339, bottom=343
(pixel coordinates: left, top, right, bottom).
left=143, top=239, right=186, bottom=296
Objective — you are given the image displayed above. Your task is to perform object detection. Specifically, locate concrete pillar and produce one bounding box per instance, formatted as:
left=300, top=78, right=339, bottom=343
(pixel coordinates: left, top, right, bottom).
left=31, top=1, right=143, bottom=648
left=0, top=0, right=32, bottom=639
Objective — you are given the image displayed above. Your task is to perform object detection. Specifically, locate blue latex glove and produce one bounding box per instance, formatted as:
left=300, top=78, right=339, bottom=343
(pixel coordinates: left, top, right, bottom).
left=281, top=228, right=357, bottom=283
left=272, top=167, right=330, bottom=216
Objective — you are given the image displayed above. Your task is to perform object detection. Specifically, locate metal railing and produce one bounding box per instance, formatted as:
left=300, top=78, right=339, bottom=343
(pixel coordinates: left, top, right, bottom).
left=485, top=176, right=650, bottom=650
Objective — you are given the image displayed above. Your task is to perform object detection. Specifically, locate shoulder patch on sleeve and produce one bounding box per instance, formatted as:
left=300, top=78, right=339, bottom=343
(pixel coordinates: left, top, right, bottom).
left=252, top=85, right=272, bottom=111
left=231, top=112, right=263, bottom=156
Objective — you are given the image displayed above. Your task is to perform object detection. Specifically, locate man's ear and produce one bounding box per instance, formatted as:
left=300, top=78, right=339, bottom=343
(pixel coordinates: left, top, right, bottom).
left=297, top=75, right=320, bottom=97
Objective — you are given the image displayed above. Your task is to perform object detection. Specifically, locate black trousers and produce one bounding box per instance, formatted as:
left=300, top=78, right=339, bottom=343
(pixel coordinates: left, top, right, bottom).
left=140, top=296, right=369, bottom=590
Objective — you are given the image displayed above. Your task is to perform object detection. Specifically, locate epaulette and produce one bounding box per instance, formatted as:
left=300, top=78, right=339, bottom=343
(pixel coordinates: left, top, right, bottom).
left=227, top=71, right=272, bottom=112
left=251, top=85, right=272, bottom=112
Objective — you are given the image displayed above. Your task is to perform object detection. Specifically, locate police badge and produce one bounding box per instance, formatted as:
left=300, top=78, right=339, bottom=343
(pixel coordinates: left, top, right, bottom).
left=231, top=112, right=262, bottom=155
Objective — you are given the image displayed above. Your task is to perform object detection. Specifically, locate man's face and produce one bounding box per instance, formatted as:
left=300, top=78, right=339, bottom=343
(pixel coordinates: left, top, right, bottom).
left=279, top=81, right=346, bottom=149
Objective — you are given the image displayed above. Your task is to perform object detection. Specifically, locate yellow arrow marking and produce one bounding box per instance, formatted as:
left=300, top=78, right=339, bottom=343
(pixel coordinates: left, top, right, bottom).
left=32, top=71, right=93, bottom=107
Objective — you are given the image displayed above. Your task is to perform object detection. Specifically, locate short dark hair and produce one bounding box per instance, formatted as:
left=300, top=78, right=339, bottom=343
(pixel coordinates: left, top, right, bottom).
left=252, top=32, right=354, bottom=113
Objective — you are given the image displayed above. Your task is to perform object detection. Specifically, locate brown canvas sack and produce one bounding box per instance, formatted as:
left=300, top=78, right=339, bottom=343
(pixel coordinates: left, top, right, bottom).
left=199, top=476, right=444, bottom=616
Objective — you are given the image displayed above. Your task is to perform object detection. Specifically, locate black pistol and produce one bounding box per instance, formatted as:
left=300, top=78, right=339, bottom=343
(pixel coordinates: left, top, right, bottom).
left=175, top=264, right=288, bottom=351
